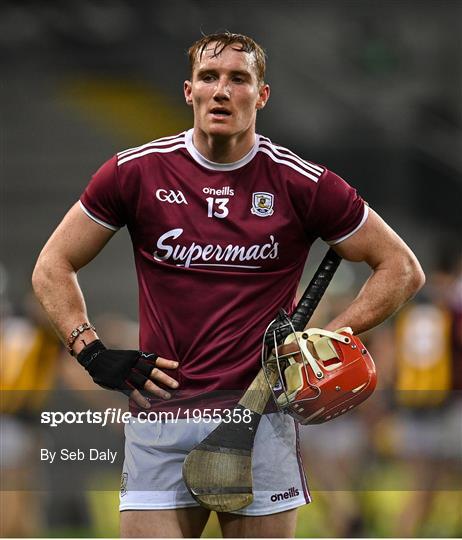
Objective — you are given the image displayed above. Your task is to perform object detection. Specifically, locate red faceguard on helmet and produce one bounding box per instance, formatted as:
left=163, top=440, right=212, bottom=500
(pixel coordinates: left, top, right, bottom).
left=263, top=326, right=377, bottom=424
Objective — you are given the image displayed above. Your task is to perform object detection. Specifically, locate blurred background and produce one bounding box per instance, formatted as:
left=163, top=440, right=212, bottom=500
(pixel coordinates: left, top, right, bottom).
left=1, top=0, right=461, bottom=537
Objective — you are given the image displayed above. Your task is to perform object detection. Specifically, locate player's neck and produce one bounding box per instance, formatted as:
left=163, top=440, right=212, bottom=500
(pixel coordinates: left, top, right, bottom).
left=192, top=128, right=256, bottom=164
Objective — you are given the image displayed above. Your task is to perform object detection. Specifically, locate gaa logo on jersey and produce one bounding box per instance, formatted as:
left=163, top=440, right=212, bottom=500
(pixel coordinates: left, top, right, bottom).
left=155, top=189, right=188, bottom=205
left=251, top=192, right=274, bottom=217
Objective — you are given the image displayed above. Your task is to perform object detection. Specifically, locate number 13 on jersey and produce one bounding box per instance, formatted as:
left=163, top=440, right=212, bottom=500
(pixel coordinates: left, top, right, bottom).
left=206, top=197, right=229, bottom=218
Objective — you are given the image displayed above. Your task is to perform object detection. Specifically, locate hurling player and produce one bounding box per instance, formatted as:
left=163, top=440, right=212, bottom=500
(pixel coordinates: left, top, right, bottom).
left=33, top=32, right=424, bottom=537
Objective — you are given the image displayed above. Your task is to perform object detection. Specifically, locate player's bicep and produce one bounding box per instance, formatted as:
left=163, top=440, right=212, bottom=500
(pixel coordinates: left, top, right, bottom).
left=331, top=209, right=416, bottom=269
left=39, top=202, right=116, bottom=271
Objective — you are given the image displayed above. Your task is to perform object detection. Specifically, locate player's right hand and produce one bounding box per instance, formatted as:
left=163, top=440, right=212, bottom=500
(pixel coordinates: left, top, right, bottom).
left=76, top=339, right=179, bottom=408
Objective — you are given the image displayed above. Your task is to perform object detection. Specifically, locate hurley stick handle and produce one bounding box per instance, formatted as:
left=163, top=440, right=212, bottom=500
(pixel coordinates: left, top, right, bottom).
left=291, top=248, right=342, bottom=331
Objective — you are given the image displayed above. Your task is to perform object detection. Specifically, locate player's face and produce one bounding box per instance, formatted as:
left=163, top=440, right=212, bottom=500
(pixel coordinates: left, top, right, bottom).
left=184, top=43, right=270, bottom=140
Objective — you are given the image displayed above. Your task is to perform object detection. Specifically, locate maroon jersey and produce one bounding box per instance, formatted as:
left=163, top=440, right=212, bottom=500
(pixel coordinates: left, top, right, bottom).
left=80, top=130, right=368, bottom=412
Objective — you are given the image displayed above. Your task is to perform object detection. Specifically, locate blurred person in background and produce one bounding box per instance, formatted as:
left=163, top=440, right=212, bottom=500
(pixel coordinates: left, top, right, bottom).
left=0, top=278, right=62, bottom=537
left=31, top=31, right=424, bottom=538
left=390, top=245, right=462, bottom=537
left=0, top=284, right=107, bottom=537
left=360, top=244, right=462, bottom=537
left=0, top=273, right=138, bottom=536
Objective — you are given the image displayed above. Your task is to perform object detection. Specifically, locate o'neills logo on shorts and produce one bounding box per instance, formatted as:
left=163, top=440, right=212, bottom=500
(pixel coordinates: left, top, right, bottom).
left=153, top=228, right=279, bottom=270
left=270, top=487, right=300, bottom=502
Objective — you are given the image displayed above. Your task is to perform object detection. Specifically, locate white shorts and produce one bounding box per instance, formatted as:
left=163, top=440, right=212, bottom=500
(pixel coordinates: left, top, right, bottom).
left=119, top=412, right=310, bottom=515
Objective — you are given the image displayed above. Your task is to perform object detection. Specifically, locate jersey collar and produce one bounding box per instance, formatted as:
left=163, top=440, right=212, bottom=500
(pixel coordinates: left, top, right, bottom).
left=185, top=128, right=260, bottom=171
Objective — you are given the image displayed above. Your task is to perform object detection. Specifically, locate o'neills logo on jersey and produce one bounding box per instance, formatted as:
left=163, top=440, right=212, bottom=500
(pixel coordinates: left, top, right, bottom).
left=153, top=228, right=279, bottom=269
left=270, top=487, right=300, bottom=502
left=202, top=186, right=235, bottom=196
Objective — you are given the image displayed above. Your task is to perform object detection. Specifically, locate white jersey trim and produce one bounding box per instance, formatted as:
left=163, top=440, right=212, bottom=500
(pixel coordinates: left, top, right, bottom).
left=117, top=132, right=186, bottom=159
left=259, top=138, right=324, bottom=177
left=118, top=142, right=187, bottom=166
left=79, top=201, right=120, bottom=231
left=185, top=129, right=260, bottom=171
left=258, top=147, right=320, bottom=182
left=327, top=205, right=369, bottom=245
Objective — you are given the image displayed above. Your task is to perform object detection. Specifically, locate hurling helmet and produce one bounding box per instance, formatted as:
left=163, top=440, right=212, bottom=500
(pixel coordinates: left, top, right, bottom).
left=262, top=315, right=377, bottom=424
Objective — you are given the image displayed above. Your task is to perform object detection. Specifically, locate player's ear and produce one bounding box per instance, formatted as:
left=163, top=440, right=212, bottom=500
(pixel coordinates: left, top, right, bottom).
left=256, top=83, right=270, bottom=110
left=184, top=81, right=193, bottom=106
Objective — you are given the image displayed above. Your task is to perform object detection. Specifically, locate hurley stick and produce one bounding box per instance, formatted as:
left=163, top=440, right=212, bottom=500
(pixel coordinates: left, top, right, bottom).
left=182, top=249, right=342, bottom=512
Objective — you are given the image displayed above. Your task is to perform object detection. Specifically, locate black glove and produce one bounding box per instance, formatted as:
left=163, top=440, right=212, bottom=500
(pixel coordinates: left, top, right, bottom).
left=76, top=340, right=158, bottom=396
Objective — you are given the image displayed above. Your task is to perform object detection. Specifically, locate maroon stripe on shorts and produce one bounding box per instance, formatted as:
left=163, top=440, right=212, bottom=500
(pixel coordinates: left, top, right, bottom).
left=295, top=421, right=311, bottom=503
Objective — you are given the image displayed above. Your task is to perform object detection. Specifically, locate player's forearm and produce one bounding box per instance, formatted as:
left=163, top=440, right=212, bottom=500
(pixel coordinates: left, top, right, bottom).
left=324, top=256, right=425, bottom=335
left=32, top=254, right=98, bottom=352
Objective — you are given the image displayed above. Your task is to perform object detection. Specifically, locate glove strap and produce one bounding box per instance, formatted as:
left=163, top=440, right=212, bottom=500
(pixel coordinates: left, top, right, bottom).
left=76, top=339, right=106, bottom=369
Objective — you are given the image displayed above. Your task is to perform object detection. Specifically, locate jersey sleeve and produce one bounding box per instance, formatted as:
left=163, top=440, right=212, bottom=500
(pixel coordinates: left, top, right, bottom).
left=309, top=169, right=368, bottom=244
left=79, top=155, right=126, bottom=230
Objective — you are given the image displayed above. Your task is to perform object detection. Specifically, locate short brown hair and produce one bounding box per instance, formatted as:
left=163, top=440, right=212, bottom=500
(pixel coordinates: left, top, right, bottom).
left=188, top=32, right=266, bottom=84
